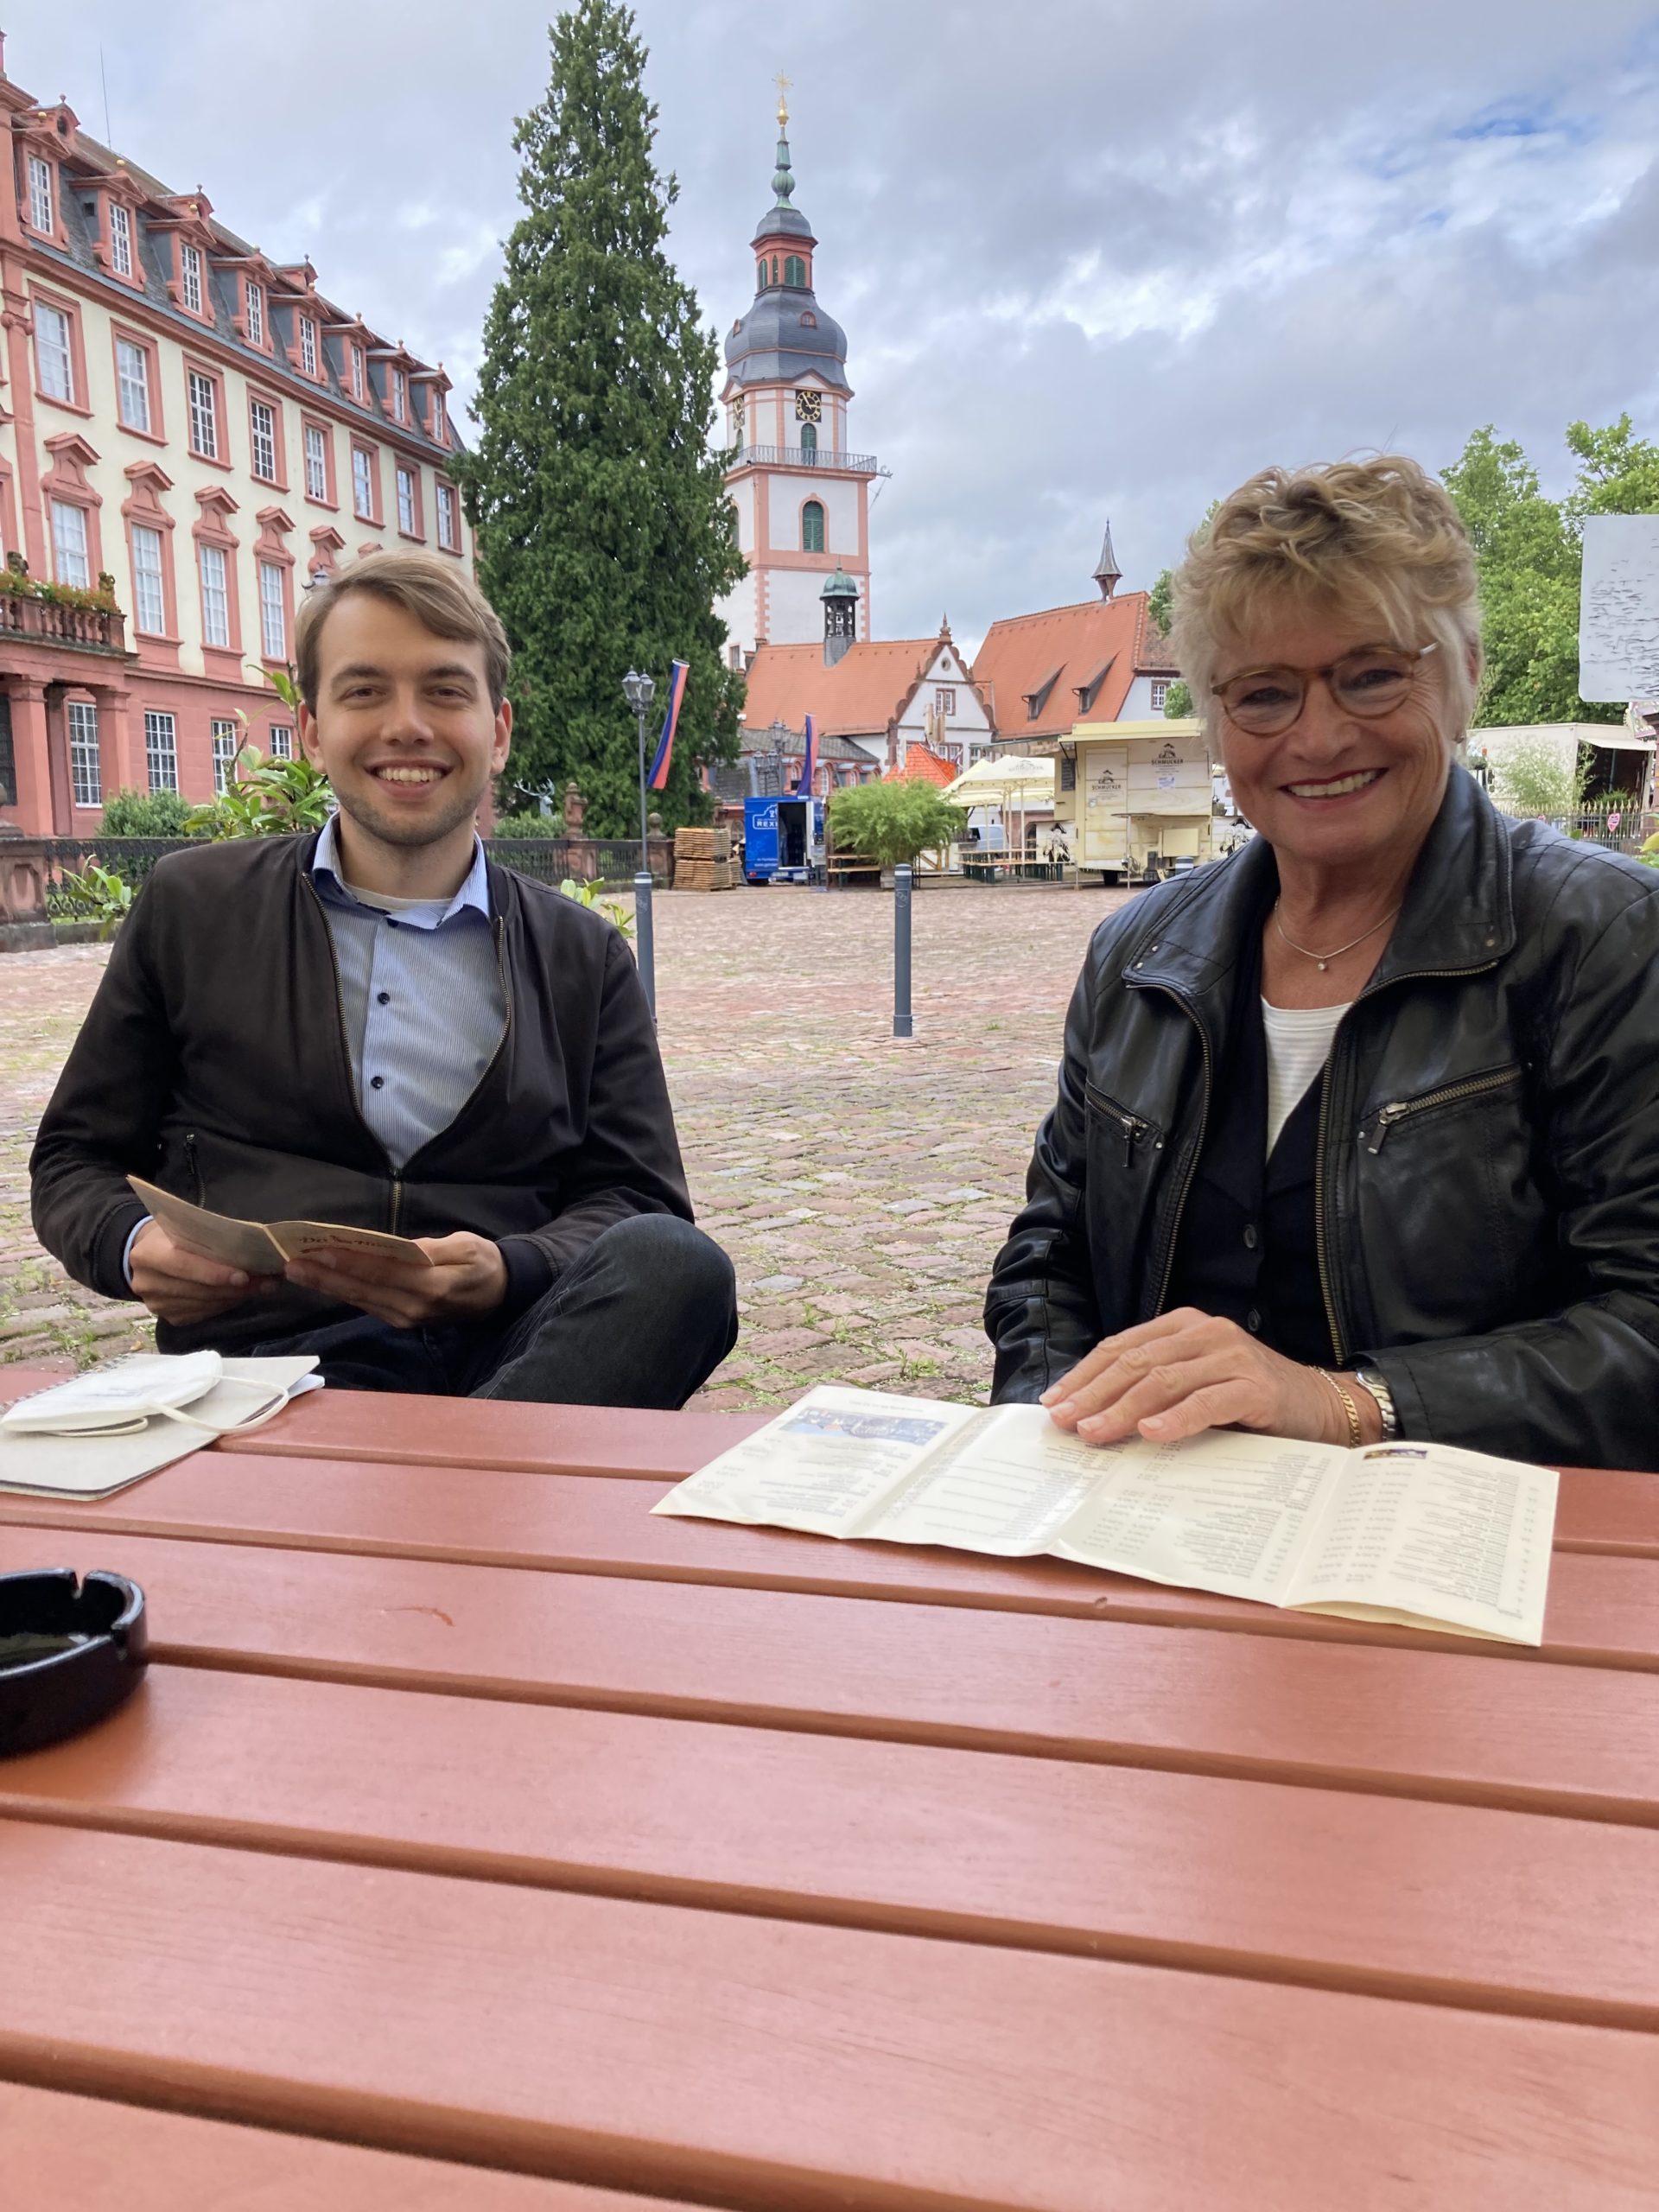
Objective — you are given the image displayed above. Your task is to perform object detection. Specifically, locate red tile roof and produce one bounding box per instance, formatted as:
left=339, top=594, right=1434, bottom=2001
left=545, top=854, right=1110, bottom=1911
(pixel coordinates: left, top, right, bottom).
left=887, top=743, right=956, bottom=787
left=739, top=639, right=944, bottom=742
left=971, top=589, right=1177, bottom=741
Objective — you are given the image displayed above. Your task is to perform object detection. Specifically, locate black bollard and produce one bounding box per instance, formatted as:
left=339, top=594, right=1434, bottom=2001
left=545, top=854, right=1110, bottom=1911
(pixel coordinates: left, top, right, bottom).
left=633, top=870, right=656, bottom=1020
left=893, top=863, right=913, bottom=1039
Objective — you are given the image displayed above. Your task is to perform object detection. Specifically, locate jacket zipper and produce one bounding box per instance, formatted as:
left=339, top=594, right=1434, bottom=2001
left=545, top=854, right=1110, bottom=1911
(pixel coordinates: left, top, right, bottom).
left=1088, top=1086, right=1151, bottom=1168
left=1363, top=1065, right=1521, bottom=1154
left=184, top=1131, right=206, bottom=1205
left=1139, top=989, right=1212, bottom=1320
left=1312, top=1065, right=1344, bottom=1365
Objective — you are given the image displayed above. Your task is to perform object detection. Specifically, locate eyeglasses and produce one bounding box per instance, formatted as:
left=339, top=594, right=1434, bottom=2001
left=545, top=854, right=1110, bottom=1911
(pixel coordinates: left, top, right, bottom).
left=1211, top=642, right=1439, bottom=736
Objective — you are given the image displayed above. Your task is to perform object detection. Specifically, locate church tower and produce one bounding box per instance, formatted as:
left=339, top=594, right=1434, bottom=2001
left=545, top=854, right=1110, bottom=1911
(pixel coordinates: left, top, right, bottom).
left=716, top=86, right=878, bottom=658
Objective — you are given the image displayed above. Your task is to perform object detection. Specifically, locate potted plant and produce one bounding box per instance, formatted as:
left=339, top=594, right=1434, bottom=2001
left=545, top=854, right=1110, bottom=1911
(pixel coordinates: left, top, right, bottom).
left=825, top=782, right=966, bottom=888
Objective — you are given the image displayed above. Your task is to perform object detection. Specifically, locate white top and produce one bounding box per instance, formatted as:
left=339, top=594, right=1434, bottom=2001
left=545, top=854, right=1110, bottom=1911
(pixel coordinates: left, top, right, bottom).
left=1261, top=999, right=1350, bottom=1155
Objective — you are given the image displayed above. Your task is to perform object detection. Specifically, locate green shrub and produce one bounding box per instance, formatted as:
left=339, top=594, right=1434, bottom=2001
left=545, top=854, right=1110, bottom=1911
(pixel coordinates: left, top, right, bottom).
left=826, top=780, right=966, bottom=868
left=99, top=787, right=195, bottom=837
left=185, top=748, right=334, bottom=838
left=492, top=810, right=565, bottom=838
left=1490, top=735, right=1588, bottom=818
left=52, top=862, right=132, bottom=938
left=558, top=875, right=633, bottom=935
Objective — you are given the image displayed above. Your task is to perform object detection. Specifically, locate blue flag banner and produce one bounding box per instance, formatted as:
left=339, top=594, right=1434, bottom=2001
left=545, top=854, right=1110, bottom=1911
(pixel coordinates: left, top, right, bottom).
left=648, top=659, right=690, bottom=792
left=796, top=712, right=817, bottom=798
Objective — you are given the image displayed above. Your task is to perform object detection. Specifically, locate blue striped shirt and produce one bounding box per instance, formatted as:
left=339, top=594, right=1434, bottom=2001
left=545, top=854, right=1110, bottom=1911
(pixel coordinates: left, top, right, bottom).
left=311, top=817, right=508, bottom=1172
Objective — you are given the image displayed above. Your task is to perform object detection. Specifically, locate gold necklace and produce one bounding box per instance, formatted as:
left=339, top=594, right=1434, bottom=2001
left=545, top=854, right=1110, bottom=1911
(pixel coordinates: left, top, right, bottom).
left=1273, top=899, right=1402, bottom=973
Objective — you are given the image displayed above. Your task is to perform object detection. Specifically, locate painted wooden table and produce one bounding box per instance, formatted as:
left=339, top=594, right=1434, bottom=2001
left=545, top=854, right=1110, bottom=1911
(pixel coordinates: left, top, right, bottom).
left=1, top=1372, right=1656, bottom=2209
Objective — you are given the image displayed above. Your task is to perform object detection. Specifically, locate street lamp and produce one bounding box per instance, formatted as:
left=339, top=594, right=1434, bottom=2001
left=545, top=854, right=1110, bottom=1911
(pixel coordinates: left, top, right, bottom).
left=622, top=667, right=658, bottom=1019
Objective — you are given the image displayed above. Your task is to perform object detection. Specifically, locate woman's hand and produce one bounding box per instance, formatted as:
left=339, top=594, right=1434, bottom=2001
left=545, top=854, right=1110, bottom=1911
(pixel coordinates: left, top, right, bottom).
left=1040, top=1308, right=1378, bottom=1446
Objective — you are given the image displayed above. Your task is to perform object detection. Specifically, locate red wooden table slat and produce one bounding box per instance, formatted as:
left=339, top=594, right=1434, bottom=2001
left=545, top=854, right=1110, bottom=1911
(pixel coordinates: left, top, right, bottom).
left=0, top=2081, right=692, bottom=2211
left=4, top=1662, right=1657, bottom=2028
left=213, top=1388, right=769, bottom=1477
left=4, top=1820, right=1656, bottom=2212
left=2, top=1522, right=1655, bottom=1821
left=3, top=1453, right=1653, bottom=1667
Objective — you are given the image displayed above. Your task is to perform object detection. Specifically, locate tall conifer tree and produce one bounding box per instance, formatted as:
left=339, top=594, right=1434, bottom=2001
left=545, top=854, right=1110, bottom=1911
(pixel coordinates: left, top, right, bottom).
left=457, top=0, right=743, bottom=832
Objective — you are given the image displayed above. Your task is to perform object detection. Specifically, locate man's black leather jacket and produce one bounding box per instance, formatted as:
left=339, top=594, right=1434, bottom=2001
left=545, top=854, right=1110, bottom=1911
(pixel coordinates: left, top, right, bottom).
left=985, top=769, right=1659, bottom=1470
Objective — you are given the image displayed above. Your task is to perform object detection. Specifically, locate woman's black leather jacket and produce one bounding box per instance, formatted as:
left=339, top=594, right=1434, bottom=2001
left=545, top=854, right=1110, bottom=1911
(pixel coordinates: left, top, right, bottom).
left=984, top=769, right=1659, bottom=1470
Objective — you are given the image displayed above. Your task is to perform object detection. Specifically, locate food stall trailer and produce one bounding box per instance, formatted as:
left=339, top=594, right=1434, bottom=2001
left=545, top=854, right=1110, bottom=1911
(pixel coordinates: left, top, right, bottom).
left=1052, top=716, right=1216, bottom=884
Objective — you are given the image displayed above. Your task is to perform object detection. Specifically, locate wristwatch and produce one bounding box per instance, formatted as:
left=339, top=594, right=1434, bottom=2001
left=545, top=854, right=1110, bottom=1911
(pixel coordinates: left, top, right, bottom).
left=1355, top=1366, right=1400, bottom=1441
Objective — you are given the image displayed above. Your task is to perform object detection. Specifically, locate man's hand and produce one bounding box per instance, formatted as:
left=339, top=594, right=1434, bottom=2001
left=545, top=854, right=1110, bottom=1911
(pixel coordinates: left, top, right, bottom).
left=284, top=1232, right=507, bottom=1330
left=1040, top=1307, right=1382, bottom=1447
left=128, top=1219, right=281, bottom=1327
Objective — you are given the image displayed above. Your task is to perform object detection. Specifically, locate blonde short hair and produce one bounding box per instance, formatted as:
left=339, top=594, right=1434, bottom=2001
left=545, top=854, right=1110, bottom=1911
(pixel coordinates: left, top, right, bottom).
left=1169, top=455, right=1482, bottom=736
left=296, top=550, right=512, bottom=711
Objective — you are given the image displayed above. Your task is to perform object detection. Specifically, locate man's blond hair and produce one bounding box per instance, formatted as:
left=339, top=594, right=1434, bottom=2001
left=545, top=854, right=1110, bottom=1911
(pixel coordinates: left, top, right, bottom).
left=296, top=550, right=512, bottom=711
left=1169, top=455, right=1483, bottom=736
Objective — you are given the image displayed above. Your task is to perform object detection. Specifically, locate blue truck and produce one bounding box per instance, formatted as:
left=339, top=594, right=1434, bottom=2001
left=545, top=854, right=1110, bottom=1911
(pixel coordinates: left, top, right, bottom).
left=742, top=796, right=825, bottom=885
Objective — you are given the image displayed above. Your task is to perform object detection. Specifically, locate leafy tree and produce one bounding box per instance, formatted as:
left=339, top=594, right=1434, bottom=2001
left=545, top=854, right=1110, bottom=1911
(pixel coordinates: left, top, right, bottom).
left=827, top=781, right=965, bottom=868
left=1162, top=679, right=1194, bottom=719
left=99, top=787, right=194, bottom=837
left=455, top=0, right=744, bottom=836
left=1487, top=733, right=1588, bottom=817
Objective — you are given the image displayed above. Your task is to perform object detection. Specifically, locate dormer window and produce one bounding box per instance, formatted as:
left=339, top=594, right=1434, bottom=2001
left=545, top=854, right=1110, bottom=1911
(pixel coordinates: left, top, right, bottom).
left=180, top=243, right=204, bottom=315
left=391, top=367, right=407, bottom=422
left=109, top=201, right=133, bottom=277
left=27, top=156, right=54, bottom=234
left=246, top=282, right=264, bottom=346
left=350, top=343, right=365, bottom=402
left=429, top=391, right=447, bottom=444
left=300, top=315, right=318, bottom=377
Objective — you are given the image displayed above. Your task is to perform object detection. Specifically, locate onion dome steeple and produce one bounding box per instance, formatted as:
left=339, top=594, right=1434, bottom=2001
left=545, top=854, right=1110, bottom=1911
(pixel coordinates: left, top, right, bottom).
left=724, top=85, right=849, bottom=394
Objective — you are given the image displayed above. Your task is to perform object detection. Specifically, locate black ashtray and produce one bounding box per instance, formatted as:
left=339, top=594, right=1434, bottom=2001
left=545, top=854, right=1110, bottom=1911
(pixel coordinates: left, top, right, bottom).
left=0, top=1569, right=148, bottom=1758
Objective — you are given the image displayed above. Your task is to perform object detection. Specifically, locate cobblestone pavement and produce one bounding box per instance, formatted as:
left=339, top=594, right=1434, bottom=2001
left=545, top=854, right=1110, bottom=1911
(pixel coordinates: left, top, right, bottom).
left=0, top=882, right=1134, bottom=1404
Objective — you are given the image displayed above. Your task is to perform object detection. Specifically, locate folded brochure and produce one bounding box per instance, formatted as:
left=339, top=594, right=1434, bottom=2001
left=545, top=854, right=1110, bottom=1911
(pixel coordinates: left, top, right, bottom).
left=654, top=1385, right=1558, bottom=1644
left=129, top=1176, right=430, bottom=1275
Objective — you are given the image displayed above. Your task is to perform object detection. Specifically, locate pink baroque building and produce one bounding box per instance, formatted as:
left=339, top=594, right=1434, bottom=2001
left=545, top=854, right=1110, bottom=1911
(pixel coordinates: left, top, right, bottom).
left=716, top=92, right=879, bottom=660
left=0, top=37, right=469, bottom=836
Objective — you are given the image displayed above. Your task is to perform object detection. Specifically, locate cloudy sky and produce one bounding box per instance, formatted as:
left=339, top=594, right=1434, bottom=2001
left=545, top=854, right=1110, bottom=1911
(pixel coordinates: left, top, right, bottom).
left=15, top=0, right=1659, bottom=648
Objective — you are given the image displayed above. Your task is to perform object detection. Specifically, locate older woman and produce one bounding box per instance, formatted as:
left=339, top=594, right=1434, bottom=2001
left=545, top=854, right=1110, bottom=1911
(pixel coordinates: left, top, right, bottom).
left=984, top=455, right=1659, bottom=1470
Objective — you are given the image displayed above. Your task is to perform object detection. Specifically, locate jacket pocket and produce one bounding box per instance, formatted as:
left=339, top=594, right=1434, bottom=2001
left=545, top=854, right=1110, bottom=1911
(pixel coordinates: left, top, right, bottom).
left=1361, top=1065, right=1522, bottom=1154
left=1085, top=1080, right=1161, bottom=1169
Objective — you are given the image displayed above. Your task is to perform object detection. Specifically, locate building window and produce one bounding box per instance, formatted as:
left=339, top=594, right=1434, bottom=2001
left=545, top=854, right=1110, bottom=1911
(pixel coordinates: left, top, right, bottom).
left=199, top=543, right=231, bottom=648
left=350, top=343, right=365, bottom=402
left=936, top=687, right=957, bottom=715
left=801, top=499, right=825, bottom=553
left=396, top=466, right=417, bottom=535
left=68, top=700, right=101, bottom=809
left=303, top=423, right=329, bottom=502
left=109, top=201, right=133, bottom=277
left=144, top=709, right=178, bottom=793
left=245, top=281, right=264, bottom=346
left=188, top=370, right=219, bottom=459
left=756, top=259, right=766, bottom=287
left=268, top=724, right=293, bottom=760
left=300, top=315, right=318, bottom=377
left=352, top=445, right=376, bottom=521
left=784, top=253, right=806, bottom=286
left=116, top=338, right=152, bottom=433
left=258, top=560, right=286, bottom=659
left=130, top=524, right=167, bottom=635
left=250, top=397, right=278, bottom=483
left=212, top=717, right=240, bottom=794
left=391, top=367, right=407, bottom=422
left=435, top=482, right=457, bottom=550
left=35, top=302, right=73, bottom=403
left=28, top=155, right=54, bottom=234
left=50, top=499, right=90, bottom=587
left=180, top=242, right=203, bottom=315
left=800, top=423, right=819, bottom=455
left=429, top=393, right=446, bottom=445
left=1149, top=679, right=1170, bottom=711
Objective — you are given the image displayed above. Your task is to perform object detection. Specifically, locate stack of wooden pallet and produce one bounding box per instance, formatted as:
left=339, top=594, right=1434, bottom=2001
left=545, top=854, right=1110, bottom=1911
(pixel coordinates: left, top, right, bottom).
left=672, top=825, right=735, bottom=891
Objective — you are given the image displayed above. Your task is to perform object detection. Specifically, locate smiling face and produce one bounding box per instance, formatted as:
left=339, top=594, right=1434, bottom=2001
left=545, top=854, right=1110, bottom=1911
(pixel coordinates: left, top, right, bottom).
left=298, top=589, right=512, bottom=871
left=1213, top=600, right=1453, bottom=879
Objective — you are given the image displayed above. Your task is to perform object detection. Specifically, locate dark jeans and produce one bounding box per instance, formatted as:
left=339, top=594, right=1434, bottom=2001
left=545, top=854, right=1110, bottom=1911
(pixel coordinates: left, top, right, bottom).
left=254, top=1214, right=738, bottom=1407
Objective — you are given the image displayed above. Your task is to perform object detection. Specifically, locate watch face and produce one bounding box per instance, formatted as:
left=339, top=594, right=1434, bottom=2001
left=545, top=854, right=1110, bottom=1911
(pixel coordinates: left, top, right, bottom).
left=795, top=390, right=823, bottom=423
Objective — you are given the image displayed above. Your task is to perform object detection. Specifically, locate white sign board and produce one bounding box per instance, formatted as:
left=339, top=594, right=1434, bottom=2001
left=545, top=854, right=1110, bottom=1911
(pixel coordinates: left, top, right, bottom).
left=1579, top=514, right=1659, bottom=701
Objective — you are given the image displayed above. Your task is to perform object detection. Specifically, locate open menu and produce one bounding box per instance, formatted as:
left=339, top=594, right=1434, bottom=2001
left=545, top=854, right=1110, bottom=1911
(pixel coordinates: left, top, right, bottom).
left=129, top=1177, right=430, bottom=1275
left=653, top=1386, right=1559, bottom=1644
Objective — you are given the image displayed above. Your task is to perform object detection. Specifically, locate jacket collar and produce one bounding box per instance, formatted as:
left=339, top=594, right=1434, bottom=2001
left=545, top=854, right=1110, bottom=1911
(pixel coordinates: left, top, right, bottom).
left=1130, top=764, right=1515, bottom=1007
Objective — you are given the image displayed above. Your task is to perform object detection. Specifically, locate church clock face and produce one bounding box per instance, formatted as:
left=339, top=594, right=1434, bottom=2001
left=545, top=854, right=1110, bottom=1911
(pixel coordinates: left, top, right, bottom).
left=795, top=390, right=823, bottom=424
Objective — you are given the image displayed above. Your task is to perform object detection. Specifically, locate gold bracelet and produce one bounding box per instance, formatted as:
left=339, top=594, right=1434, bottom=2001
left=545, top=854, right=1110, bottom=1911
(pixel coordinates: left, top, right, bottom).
left=1317, top=1368, right=1363, bottom=1450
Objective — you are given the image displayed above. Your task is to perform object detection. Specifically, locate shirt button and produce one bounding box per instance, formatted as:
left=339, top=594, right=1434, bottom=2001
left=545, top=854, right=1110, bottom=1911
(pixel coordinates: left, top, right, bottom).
left=1246, top=1307, right=1262, bottom=1333
left=377, top=990, right=391, bottom=1005
left=386, top=918, right=399, bottom=931
left=370, top=1074, right=385, bottom=1090
left=1243, top=1224, right=1259, bottom=1250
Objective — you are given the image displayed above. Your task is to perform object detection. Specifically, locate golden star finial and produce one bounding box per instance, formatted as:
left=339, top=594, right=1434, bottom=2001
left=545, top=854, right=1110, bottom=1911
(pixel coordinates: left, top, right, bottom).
left=775, top=71, right=791, bottom=128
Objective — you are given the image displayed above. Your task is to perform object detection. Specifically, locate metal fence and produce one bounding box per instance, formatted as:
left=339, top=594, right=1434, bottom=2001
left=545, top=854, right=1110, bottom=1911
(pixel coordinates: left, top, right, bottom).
left=39, top=838, right=194, bottom=915
left=1491, top=808, right=1656, bottom=855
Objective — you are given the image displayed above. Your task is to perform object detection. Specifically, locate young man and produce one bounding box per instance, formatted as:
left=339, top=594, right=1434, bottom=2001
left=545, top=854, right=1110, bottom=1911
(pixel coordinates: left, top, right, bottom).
left=31, top=553, right=737, bottom=1404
